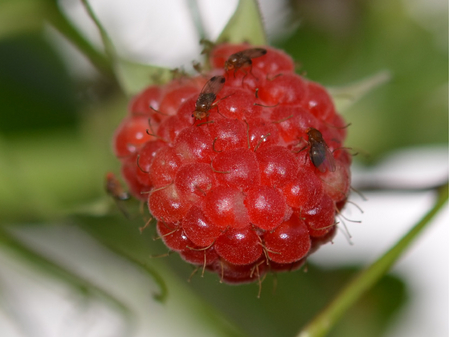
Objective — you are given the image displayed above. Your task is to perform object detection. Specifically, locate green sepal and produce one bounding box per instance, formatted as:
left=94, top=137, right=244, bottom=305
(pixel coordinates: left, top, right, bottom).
left=217, top=0, right=267, bottom=45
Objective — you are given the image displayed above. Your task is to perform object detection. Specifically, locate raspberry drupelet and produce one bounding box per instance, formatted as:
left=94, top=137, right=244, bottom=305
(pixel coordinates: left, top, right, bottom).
left=112, top=43, right=351, bottom=284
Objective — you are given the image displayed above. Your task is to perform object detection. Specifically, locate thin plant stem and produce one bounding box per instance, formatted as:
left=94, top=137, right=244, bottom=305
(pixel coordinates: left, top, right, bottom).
left=187, top=0, right=207, bottom=41
left=298, top=182, right=449, bottom=337
left=80, top=0, right=116, bottom=62
left=46, top=1, right=115, bottom=79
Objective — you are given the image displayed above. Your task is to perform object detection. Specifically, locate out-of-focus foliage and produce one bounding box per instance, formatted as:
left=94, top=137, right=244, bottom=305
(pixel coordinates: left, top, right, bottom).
left=0, top=33, right=78, bottom=135
left=281, top=0, right=448, bottom=161
left=0, top=0, right=446, bottom=336
left=217, top=0, right=267, bottom=45
left=79, top=213, right=407, bottom=337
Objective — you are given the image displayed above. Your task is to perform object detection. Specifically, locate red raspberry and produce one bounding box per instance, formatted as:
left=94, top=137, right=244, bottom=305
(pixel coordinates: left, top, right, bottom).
left=114, top=115, right=155, bottom=159
left=203, top=186, right=250, bottom=230
left=129, top=85, right=162, bottom=120
left=113, top=44, right=352, bottom=283
left=264, top=215, right=311, bottom=264
left=157, top=221, right=193, bottom=252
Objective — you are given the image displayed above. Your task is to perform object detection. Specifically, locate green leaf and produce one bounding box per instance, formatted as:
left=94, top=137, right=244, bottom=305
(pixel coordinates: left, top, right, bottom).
left=297, top=183, right=449, bottom=337
left=114, top=59, right=172, bottom=96
left=0, top=0, right=113, bottom=79
left=174, top=262, right=406, bottom=337
left=280, top=0, right=448, bottom=158
left=217, top=0, right=267, bottom=45
left=0, top=34, right=78, bottom=136
left=74, top=213, right=168, bottom=302
left=327, top=70, right=391, bottom=112
left=0, top=0, right=46, bottom=39
left=75, top=213, right=248, bottom=336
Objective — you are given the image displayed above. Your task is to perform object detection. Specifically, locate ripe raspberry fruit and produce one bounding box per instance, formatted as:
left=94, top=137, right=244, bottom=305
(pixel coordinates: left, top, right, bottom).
left=112, top=43, right=351, bottom=284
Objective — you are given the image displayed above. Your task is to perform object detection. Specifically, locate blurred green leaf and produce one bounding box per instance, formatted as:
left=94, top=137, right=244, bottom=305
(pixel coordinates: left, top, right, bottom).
left=74, top=206, right=407, bottom=337
left=74, top=213, right=169, bottom=302
left=0, top=91, right=128, bottom=224
left=217, top=0, right=267, bottom=45
left=0, top=131, right=112, bottom=223
left=0, top=226, right=133, bottom=319
left=114, top=59, right=172, bottom=96
left=0, top=34, right=78, bottom=135
left=0, top=0, right=114, bottom=78
left=170, top=263, right=406, bottom=337
left=76, top=213, right=248, bottom=337
left=328, top=70, right=391, bottom=112
left=0, top=0, right=47, bottom=39
left=299, top=183, right=448, bottom=337
left=281, top=0, right=448, bottom=159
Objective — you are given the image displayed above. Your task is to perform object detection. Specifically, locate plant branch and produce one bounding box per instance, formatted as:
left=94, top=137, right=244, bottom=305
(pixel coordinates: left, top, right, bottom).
left=79, top=0, right=116, bottom=62
left=187, top=0, right=207, bottom=41
left=45, top=0, right=115, bottom=79
left=297, top=182, right=449, bottom=337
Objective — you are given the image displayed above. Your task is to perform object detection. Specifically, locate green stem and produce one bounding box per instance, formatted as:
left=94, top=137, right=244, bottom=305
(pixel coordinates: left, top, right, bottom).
left=298, top=183, right=449, bottom=337
left=187, top=0, right=207, bottom=40
left=0, top=227, right=132, bottom=319
left=80, top=0, right=117, bottom=63
left=45, top=0, right=115, bottom=79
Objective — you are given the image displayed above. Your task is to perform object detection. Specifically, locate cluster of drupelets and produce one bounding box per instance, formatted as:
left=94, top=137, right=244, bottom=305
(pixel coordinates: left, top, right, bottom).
left=110, top=43, right=352, bottom=284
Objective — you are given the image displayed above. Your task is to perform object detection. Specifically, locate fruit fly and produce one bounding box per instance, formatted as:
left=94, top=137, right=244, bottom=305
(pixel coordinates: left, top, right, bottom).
left=192, top=75, right=226, bottom=120
left=106, top=172, right=131, bottom=217
left=224, top=48, right=267, bottom=76
left=306, top=128, right=336, bottom=173
left=106, top=172, right=130, bottom=201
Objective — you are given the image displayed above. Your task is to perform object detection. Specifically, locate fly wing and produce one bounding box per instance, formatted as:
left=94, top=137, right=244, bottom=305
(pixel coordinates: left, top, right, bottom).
left=322, top=146, right=337, bottom=172
left=242, top=48, right=267, bottom=59
left=106, top=172, right=130, bottom=200
left=200, top=75, right=226, bottom=95
left=310, top=142, right=336, bottom=173
left=105, top=172, right=131, bottom=218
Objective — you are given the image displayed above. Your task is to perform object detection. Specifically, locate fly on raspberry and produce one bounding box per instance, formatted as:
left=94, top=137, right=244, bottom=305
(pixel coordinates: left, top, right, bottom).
left=306, top=128, right=336, bottom=173
left=106, top=172, right=130, bottom=201
left=192, top=75, right=226, bottom=120
left=105, top=172, right=131, bottom=218
left=224, top=48, right=267, bottom=78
